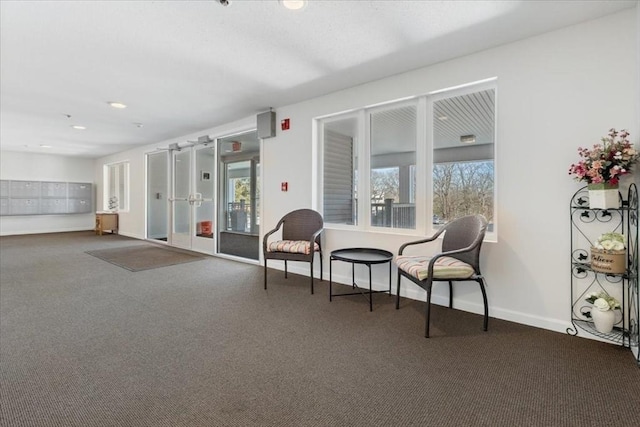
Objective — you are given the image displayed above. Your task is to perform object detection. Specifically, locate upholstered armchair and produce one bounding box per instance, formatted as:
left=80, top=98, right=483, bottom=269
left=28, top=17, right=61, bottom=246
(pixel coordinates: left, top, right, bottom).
left=395, top=214, right=489, bottom=337
left=263, top=209, right=323, bottom=294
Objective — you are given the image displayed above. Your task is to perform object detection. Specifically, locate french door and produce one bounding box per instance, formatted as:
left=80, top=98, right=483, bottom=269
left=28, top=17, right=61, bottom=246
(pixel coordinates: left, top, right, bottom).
left=170, top=145, right=216, bottom=253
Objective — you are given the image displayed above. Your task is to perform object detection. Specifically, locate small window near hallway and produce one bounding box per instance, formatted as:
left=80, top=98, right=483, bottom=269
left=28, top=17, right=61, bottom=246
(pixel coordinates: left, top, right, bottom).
left=104, top=161, right=129, bottom=212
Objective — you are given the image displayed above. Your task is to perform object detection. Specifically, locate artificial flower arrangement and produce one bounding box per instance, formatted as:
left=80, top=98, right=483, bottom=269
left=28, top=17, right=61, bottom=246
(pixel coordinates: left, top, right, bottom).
left=568, top=128, right=639, bottom=186
left=590, top=232, right=626, bottom=274
left=593, top=232, right=626, bottom=251
left=108, top=196, right=118, bottom=211
left=585, top=291, right=620, bottom=313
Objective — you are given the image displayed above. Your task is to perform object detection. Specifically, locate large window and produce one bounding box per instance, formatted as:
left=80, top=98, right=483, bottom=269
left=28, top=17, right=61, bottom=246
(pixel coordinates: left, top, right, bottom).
left=104, top=161, right=129, bottom=212
left=432, top=88, right=495, bottom=228
left=322, top=116, right=358, bottom=225
left=319, top=80, right=495, bottom=234
left=370, top=103, right=417, bottom=229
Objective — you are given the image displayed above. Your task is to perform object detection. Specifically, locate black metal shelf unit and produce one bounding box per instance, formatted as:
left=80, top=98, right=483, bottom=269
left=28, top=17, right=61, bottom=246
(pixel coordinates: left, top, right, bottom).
left=567, top=184, right=639, bottom=366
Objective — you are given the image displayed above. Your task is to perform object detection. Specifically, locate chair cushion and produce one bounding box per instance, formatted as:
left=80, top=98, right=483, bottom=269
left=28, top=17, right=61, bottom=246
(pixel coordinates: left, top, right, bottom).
left=267, top=240, right=319, bottom=255
left=394, top=255, right=475, bottom=281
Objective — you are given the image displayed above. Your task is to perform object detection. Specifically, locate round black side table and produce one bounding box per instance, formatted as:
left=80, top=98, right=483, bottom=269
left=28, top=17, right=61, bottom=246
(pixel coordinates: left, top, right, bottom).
left=329, top=247, right=393, bottom=312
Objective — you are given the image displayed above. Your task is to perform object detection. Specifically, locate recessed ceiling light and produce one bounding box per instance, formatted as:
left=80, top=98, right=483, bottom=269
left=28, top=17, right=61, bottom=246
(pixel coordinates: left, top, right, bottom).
left=108, top=102, right=127, bottom=109
left=71, top=125, right=86, bottom=130
left=39, top=144, right=52, bottom=148
left=280, top=0, right=307, bottom=10
left=460, top=134, right=476, bottom=144
left=133, top=122, right=144, bottom=128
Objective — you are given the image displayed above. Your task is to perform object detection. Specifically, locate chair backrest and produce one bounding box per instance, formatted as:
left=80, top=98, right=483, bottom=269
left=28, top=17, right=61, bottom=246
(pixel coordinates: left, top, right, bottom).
left=441, top=214, right=487, bottom=272
left=281, top=209, right=323, bottom=243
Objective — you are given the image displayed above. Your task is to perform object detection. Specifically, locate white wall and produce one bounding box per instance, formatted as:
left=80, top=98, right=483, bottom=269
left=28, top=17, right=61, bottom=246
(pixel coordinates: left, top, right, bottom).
left=0, top=151, right=96, bottom=235
left=95, top=9, right=638, bottom=336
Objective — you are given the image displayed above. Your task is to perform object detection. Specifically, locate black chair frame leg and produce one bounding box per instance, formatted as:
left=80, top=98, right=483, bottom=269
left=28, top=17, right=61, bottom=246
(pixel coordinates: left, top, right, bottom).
left=478, top=277, right=489, bottom=331
left=310, top=260, right=314, bottom=294
left=424, top=282, right=433, bottom=338
left=264, top=260, right=268, bottom=289
left=396, top=272, right=402, bottom=309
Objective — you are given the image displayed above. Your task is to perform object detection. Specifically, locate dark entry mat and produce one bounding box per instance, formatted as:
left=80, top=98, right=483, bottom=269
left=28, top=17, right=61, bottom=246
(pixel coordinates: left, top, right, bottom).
left=86, top=245, right=205, bottom=272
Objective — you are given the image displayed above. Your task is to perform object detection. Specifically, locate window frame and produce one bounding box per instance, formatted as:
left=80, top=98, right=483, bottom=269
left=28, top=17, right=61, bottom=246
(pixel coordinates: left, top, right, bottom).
left=319, top=112, right=362, bottom=228
left=366, top=99, right=420, bottom=231
left=428, top=80, right=497, bottom=239
left=103, top=160, right=130, bottom=212
left=317, top=78, right=497, bottom=239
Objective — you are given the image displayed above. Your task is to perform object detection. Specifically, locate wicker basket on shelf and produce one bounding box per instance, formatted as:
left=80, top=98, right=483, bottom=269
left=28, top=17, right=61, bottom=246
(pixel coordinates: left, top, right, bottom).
left=590, top=247, right=626, bottom=274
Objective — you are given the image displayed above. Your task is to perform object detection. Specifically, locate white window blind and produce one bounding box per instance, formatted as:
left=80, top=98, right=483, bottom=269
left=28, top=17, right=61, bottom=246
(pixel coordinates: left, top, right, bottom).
left=323, top=129, right=355, bottom=225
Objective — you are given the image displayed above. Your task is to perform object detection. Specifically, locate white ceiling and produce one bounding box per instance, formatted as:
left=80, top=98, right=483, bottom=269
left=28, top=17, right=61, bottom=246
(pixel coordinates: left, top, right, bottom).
left=1, top=0, right=636, bottom=158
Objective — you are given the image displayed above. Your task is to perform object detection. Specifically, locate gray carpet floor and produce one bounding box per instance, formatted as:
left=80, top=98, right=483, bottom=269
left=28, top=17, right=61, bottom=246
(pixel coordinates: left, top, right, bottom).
left=1, top=231, right=639, bottom=426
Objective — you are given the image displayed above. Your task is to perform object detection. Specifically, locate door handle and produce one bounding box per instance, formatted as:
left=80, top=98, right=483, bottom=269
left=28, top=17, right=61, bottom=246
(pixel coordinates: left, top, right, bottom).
left=188, top=193, right=203, bottom=206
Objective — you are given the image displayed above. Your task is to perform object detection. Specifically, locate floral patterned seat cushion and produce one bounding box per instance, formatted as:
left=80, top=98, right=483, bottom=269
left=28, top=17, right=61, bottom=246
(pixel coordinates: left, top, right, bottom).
left=267, top=240, right=320, bottom=255
left=394, top=255, right=475, bottom=281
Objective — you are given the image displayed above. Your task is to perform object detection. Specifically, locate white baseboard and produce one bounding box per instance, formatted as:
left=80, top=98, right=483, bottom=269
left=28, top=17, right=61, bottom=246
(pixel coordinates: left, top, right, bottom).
left=117, top=231, right=144, bottom=240
left=279, top=262, right=574, bottom=337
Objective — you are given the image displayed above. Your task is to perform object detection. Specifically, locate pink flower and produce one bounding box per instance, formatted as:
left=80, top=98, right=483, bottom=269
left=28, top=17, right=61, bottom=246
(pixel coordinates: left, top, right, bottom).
left=569, top=129, right=639, bottom=185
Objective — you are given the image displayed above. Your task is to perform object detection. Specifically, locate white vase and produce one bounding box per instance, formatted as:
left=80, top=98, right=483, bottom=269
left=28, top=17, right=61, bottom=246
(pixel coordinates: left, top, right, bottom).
left=591, top=308, right=615, bottom=333
left=588, top=183, right=619, bottom=209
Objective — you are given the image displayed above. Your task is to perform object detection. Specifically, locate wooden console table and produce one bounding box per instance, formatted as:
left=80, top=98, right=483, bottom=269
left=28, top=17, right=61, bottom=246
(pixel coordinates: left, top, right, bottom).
left=95, top=212, right=118, bottom=235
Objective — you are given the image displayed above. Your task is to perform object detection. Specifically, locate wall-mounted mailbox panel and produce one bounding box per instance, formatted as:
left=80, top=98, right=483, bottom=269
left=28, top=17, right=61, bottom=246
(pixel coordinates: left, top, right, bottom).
left=68, top=199, right=91, bottom=214
left=0, top=181, right=9, bottom=198
left=10, top=198, right=40, bottom=215
left=0, top=180, right=92, bottom=216
left=11, top=181, right=41, bottom=198
left=41, top=182, right=68, bottom=198
left=69, top=183, right=92, bottom=199
left=0, top=198, right=9, bottom=216
left=41, top=199, right=68, bottom=214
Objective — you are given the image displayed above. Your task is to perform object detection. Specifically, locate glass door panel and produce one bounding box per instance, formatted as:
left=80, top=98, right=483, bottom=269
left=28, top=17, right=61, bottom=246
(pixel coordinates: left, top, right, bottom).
left=146, top=151, right=169, bottom=241
left=217, top=131, right=260, bottom=260
left=169, top=145, right=216, bottom=253
left=192, top=145, right=215, bottom=253
left=226, top=160, right=251, bottom=233
left=147, top=151, right=169, bottom=242
left=171, top=149, right=191, bottom=249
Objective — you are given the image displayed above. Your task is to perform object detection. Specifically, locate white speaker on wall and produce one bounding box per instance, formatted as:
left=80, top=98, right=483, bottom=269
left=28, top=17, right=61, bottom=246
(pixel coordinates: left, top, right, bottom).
left=257, top=111, right=276, bottom=139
